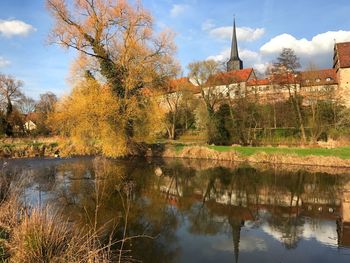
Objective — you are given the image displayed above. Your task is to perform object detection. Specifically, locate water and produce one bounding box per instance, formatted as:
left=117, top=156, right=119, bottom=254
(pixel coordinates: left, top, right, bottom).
left=2, top=157, right=350, bottom=263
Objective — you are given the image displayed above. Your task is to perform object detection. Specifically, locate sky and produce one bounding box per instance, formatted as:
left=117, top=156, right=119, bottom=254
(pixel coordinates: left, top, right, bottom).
left=1, top=0, right=350, bottom=99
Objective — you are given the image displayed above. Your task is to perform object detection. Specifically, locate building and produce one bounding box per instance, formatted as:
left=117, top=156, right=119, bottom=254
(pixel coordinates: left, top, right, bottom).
left=165, top=20, right=350, bottom=107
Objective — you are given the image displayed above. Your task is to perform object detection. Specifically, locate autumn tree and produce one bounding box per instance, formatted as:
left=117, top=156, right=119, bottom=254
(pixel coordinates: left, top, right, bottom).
left=47, top=0, right=177, bottom=153
left=0, top=74, right=25, bottom=136
left=50, top=77, right=163, bottom=157
left=271, top=48, right=307, bottom=143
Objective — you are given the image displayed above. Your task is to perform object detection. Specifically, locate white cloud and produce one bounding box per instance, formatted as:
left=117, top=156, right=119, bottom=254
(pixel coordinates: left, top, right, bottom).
left=0, top=19, right=36, bottom=37
left=207, top=30, right=350, bottom=73
left=260, top=30, right=350, bottom=68
left=261, top=220, right=338, bottom=247
left=261, top=31, right=350, bottom=55
left=170, top=4, right=189, bottom=17
left=0, top=56, right=10, bottom=67
left=209, top=26, right=265, bottom=42
left=207, top=48, right=230, bottom=61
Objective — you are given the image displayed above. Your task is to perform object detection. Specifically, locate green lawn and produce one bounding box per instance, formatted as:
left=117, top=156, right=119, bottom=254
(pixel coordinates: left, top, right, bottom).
left=207, top=145, right=350, bottom=159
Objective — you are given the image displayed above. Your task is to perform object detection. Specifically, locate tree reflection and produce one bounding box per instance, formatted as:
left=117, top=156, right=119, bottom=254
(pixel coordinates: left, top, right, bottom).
left=7, top=157, right=350, bottom=262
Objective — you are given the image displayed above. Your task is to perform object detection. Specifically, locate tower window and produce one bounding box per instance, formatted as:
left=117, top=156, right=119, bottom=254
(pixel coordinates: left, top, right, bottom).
left=326, top=77, right=332, bottom=81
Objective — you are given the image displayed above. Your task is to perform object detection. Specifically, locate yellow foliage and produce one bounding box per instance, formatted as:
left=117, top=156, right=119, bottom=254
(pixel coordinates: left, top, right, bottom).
left=132, top=97, right=166, bottom=142
left=49, top=79, right=128, bottom=157
left=49, top=79, right=166, bottom=157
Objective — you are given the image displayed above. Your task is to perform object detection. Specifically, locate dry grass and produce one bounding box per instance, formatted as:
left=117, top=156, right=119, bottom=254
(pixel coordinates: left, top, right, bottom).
left=9, top=208, right=115, bottom=263
left=163, top=146, right=241, bottom=161
left=161, top=145, right=350, bottom=168
left=0, top=172, right=126, bottom=263
left=0, top=201, right=118, bottom=263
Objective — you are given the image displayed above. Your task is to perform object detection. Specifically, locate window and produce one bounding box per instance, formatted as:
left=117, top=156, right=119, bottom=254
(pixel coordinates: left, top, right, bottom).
left=316, top=78, right=321, bottom=82
left=306, top=79, right=310, bottom=83
left=326, top=77, right=332, bottom=81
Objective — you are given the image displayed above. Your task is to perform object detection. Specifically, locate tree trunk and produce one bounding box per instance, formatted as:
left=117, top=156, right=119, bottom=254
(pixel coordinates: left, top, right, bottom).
left=273, top=103, right=277, bottom=129
left=294, top=97, right=306, bottom=143
left=289, top=87, right=306, bottom=143
left=5, top=97, right=13, bottom=136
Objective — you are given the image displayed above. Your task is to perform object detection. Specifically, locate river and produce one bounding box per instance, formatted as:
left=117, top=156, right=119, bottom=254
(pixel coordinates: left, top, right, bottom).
left=2, top=156, right=350, bottom=263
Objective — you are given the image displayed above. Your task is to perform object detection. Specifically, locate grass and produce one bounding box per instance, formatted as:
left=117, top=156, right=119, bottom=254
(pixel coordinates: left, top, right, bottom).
left=174, top=143, right=185, bottom=152
left=207, top=145, right=350, bottom=159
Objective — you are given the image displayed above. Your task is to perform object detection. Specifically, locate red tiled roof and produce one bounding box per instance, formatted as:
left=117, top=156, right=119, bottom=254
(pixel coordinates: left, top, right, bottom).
left=336, top=42, right=350, bottom=68
left=300, top=69, right=338, bottom=86
left=206, top=68, right=254, bottom=86
left=166, top=77, right=199, bottom=94
left=246, top=78, right=270, bottom=86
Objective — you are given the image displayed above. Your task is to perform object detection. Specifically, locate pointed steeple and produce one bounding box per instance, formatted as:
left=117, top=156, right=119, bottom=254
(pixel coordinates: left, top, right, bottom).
left=231, top=18, right=239, bottom=60
left=227, top=17, right=243, bottom=72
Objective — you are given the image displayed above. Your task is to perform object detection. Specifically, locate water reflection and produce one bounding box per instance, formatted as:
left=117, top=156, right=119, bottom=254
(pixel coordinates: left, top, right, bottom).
left=2, top=157, right=350, bottom=263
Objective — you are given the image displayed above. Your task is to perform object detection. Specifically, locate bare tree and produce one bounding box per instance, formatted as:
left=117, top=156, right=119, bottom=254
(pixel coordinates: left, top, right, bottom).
left=36, top=92, right=57, bottom=114
left=271, top=48, right=307, bottom=143
left=188, top=60, right=223, bottom=144
left=0, top=74, right=24, bottom=136
left=18, top=96, right=36, bottom=115
left=162, top=77, right=195, bottom=140
left=35, top=92, right=58, bottom=135
left=188, top=60, right=222, bottom=117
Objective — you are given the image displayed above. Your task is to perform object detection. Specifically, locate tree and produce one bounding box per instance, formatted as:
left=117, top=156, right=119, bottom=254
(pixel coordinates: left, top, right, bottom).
left=271, top=48, right=307, bottom=143
left=0, top=74, right=24, bottom=136
left=188, top=60, right=221, bottom=117
left=305, top=84, right=338, bottom=142
left=47, top=0, right=177, bottom=153
left=36, top=92, right=57, bottom=114
left=188, top=60, right=225, bottom=144
left=161, top=77, right=197, bottom=139
left=35, top=92, right=58, bottom=135
left=50, top=77, right=164, bottom=157
left=18, top=96, right=36, bottom=115
left=50, top=78, right=126, bottom=156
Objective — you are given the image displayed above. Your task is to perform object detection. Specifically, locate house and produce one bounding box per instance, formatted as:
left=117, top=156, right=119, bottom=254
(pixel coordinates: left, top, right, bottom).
left=24, top=120, right=37, bottom=131
left=23, top=112, right=38, bottom=132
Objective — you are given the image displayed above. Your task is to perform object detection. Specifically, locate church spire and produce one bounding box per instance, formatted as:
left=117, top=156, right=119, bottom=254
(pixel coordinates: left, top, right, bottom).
left=231, top=18, right=239, bottom=60
left=227, top=17, right=243, bottom=72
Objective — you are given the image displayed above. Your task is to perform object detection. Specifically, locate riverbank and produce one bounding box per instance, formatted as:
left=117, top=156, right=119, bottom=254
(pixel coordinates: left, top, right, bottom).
left=0, top=137, right=59, bottom=158
left=1, top=138, right=350, bottom=168
left=146, top=144, right=350, bottom=168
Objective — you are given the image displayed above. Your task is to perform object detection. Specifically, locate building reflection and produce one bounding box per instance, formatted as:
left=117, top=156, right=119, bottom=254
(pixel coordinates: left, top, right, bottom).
left=338, top=181, right=350, bottom=248
left=156, top=164, right=349, bottom=258
left=10, top=157, right=350, bottom=262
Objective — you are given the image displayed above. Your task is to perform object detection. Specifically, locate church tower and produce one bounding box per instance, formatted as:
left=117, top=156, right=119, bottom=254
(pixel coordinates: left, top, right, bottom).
left=227, top=18, right=243, bottom=72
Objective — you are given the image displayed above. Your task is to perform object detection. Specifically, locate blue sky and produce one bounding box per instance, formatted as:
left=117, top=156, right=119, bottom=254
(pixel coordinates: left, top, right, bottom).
left=1, top=0, right=350, bottom=99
